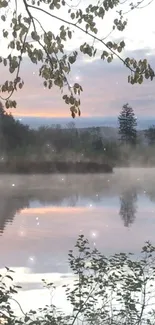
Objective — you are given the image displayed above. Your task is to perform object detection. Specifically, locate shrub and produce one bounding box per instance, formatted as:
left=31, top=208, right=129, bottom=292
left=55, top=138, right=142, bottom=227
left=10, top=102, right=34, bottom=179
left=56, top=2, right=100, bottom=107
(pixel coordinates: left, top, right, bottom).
left=1, top=236, right=155, bottom=325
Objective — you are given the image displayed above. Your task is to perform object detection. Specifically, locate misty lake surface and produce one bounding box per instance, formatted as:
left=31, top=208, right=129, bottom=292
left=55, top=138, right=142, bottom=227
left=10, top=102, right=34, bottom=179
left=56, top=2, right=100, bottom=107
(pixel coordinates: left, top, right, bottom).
left=1, top=168, right=155, bottom=313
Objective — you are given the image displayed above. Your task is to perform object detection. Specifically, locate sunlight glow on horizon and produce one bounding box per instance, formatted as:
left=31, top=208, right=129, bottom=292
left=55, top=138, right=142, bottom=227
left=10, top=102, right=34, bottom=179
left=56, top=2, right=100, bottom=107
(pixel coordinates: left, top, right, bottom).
left=19, top=206, right=110, bottom=215
left=10, top=110, right=93, bottom=118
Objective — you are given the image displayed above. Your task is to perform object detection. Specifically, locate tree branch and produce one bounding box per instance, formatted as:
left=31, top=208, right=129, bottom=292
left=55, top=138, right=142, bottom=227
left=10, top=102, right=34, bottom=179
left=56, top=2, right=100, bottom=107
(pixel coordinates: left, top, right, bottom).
left=26, top=3, right=135, bottom=73
left=123, top=0, right=152, bottom=14
left=32, top=15, right=72, bottom=94
left=0, top=22, right=31, bottom=102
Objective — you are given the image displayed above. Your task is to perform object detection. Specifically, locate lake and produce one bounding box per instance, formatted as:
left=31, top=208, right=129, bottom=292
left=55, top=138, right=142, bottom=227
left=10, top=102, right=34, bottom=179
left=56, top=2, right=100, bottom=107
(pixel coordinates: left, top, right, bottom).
left=1, top=168, right=155, bottom=313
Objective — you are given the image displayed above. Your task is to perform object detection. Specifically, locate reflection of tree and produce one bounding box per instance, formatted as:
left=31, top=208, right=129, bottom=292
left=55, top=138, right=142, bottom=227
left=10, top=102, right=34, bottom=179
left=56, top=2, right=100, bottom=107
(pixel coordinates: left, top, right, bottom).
left=0, top=187, right=106, bottom=235
left=0, top=177, right=140, bottom=235
left=0, top=190, right=80, bottom=235
left=0, top=196, right=29, bottom=234
left=67, top=194, right=79, bottom=207
left=146, top=190, right=155, bottom=203
left=119, top=190, right=137, bottom=227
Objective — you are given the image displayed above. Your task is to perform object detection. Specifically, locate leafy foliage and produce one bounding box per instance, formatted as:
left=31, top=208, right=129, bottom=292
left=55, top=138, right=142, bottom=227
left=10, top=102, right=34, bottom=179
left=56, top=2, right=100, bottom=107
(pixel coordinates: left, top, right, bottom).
left=0, top=0, right=154, bottom=117
left=1, top=237, right=155, bottom=324
left=118, top=103, right=137, bottom=145
left=0, top=101, right=34, bottom=154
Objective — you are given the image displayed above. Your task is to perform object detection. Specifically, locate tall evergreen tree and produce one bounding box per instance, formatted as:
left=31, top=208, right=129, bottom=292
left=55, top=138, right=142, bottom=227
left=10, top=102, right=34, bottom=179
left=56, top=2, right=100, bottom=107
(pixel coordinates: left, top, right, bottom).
left=118, top=103, right=137, bottom=145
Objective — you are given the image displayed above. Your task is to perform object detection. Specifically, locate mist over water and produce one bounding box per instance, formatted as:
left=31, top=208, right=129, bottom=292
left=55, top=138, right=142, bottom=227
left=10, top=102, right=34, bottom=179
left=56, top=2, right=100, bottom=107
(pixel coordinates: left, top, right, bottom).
left=0, top=168, right=155, bottom=265
left=0, top=168, right=155, bottom=312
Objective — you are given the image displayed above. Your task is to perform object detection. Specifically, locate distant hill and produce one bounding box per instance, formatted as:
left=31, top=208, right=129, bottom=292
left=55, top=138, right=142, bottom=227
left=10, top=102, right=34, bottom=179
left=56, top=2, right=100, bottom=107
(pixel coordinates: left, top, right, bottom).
left=14, top=116, right=153, bottom=144
left=15, top=116, right=155, bottom=130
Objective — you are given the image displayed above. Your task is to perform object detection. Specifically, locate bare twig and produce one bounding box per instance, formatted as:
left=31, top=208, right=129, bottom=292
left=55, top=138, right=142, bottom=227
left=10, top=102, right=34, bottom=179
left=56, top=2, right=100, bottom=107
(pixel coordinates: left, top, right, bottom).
left=9, top=297, right=26, bottom=316
left=123, top=0, right=151, bottom=14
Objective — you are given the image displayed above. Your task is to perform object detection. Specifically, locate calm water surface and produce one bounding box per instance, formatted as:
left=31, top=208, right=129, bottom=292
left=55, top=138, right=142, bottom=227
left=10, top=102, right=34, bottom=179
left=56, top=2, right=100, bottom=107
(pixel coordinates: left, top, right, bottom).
left=1, top=168, right=155, bottom=312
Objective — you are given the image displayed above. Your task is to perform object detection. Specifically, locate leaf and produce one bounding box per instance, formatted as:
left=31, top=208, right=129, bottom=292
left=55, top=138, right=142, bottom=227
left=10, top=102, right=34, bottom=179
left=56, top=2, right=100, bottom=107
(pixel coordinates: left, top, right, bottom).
left=0, top=0, right=8, bottom=8
left=1, top=15, right=6, bottom=21
left=3, top=30, right=8, bottom=38
left=6, top=275, right=13, bottom=281
left=69, top=56, right=76, bottom=64
left=68, top=30, right=72, bottom=39
left=31, top=31, right=39, bottom=41
left=120, top=40, right=125, bottom=48
left=71, top=12, right=75, bottom=19
left=24, top=316, right=30, bottom=322
left=9, top=40, right=15, bottom=49
left=107, top=56, right=112, bottom=63
left=19, top=83, right=23, bottom=89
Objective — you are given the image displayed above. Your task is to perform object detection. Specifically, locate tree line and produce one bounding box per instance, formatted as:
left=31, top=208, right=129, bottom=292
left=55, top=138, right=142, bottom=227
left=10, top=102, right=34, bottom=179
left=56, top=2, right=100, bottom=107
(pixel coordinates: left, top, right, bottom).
left=0, top=101, right=155, bottom=166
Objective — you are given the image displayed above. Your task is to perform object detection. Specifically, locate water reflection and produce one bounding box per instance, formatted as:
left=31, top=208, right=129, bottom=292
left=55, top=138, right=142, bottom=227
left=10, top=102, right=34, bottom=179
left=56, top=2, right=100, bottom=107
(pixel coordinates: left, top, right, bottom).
left=119, top=189, right=137, bottom=227
left=0, top=196, right=29, bottom=233
left=0, top=169, right=155, bottom=273
left=0, top=169, right=155, bottom=234
left=1, top=169, right=155, bottom=235
left=0, top=169, right=155, bottom=313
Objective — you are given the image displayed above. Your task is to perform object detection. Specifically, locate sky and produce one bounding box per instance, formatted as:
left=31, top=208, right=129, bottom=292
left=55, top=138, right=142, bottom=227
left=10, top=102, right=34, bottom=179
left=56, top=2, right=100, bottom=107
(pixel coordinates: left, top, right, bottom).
left=0, top=0, right=155, bottom=121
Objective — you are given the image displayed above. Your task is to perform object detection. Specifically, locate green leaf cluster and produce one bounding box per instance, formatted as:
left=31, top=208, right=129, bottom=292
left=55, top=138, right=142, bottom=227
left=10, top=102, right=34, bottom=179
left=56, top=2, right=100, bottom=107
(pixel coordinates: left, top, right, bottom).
left=1, top=237, right=155, bottom=325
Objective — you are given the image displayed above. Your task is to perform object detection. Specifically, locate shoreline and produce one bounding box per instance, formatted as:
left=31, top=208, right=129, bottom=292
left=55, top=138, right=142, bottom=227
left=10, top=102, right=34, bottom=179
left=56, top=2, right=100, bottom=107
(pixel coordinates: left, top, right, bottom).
left=0, top=161, right=113, bottom=174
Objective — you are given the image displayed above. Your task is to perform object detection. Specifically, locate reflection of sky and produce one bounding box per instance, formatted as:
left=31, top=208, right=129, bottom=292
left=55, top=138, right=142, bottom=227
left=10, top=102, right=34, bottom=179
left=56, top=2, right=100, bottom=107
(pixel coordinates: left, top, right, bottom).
left=29, top=194, right=155, bottom=209
left=30, top=200, right=52, bottom=208
left=1, top=203, right=155, bottom=271
left=138, top=194, right=155, bottom=208
left=0, top=170, right=155, bottom=274
left=0, top=170, right=155, bottom=314
left=30, top=196, right=120, bottom=208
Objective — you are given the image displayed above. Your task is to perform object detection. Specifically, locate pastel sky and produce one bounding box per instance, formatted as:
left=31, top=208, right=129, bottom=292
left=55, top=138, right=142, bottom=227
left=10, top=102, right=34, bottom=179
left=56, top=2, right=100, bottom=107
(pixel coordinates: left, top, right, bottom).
left=0, top=0, right=155, bottom=118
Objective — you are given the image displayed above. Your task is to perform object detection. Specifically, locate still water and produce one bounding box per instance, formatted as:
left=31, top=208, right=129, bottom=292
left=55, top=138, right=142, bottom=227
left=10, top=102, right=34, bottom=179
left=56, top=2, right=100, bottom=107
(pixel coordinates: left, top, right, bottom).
left=0, top=168, right=155, bottom=313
